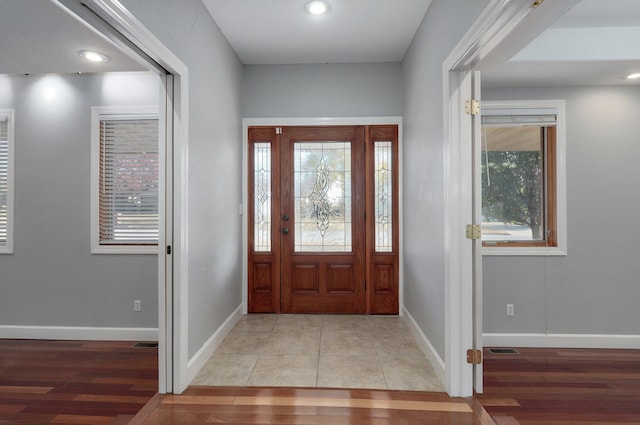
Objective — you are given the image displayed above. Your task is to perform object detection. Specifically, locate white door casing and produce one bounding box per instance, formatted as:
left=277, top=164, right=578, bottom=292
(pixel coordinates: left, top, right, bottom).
left=443, top=0, right=542, bottom=397
left=56, top=0, right=191, bottom=393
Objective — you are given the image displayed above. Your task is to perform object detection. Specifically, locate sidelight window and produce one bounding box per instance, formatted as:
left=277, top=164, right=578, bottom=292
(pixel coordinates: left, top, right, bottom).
left=374, top=141, right=393, bottom=252
left=253, top=142, right=272, bottom=252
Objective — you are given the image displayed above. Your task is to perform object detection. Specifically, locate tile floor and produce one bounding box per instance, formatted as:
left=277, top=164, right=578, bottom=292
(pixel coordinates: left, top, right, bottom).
left=192, top=314, right=444, bottom=391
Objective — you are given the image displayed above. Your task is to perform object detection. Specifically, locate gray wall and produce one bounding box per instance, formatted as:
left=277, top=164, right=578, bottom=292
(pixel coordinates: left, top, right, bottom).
left=120, top=0, right=245, bottom=358
left=483, top=85, right=640, bottom=336
left=243, top=63, right=403, bottom=117
left=401, top=0, right=491, bottom=359
left=0, top=72, right=159, bottom=328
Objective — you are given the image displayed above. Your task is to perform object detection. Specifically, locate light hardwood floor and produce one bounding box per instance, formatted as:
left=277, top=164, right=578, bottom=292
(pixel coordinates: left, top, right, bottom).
left=130, top=387, right=495, bottom=425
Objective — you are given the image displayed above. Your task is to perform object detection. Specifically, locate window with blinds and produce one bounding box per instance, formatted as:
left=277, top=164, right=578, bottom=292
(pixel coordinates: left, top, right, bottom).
left=0, top=110, right=14, bottom=253
left=91, top=107, right=159, bottom=253
left=480, top=100, right=567, bottom=256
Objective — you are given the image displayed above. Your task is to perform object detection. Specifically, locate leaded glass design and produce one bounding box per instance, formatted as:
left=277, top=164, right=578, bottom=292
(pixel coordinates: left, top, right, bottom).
left=253, top=143, right=271, bottom=251
left=294, top=142, right=351, bottom=252
left=375, top=141, right=393, bottom=252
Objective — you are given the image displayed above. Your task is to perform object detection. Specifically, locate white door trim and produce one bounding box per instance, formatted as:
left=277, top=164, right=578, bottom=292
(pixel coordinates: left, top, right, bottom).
left=59, top=0, right=191, bottom=394
left=441, top=0, right=540, bottom=397
left=242, top=117, right=403, bottom=315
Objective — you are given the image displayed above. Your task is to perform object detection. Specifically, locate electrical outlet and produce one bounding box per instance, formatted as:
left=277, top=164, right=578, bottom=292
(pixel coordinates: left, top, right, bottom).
left=506, top=304, right=514, bottom=316
left=134, top=300, right=141, bottom=312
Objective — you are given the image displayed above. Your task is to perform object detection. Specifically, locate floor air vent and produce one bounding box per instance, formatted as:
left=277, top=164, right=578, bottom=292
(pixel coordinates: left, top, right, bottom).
left=133, top=342, right=159, bottom=348
left=488, top=348, right=520, bottom=355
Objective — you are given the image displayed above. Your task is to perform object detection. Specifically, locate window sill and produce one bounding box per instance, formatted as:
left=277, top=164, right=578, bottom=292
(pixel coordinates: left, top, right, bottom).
left=91, top=245, right=159, bottom=255
left=482, top=246, right=567, bottom=256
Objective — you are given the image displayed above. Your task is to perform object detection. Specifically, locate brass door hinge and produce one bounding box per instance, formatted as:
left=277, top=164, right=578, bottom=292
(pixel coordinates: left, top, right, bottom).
left=467, top=349, right=482, bottom=365
left=465, top=99, right=480, bottom=115
left=466, top=224, right=481, bottom=240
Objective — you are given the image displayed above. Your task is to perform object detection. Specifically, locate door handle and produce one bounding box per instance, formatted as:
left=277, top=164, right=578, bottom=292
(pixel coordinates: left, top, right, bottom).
left=282, top=215, right=289, bottom=221
left=281, top=227, right=289, bottom=235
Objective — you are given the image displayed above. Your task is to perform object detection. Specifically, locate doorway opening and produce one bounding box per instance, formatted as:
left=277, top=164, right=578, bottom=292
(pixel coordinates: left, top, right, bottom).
left=57, top=0, right=191, bottom=393
left=247, top=125, right=399, bottom=314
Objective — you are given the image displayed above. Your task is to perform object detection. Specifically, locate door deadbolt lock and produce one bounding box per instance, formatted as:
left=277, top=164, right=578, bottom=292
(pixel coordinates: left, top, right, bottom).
left=281, top=227, right=289, bottom=235
left=282, top=215, right=289, bottom=221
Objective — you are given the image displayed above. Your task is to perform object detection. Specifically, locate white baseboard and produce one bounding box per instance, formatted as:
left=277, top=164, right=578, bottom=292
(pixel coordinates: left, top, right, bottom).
left=484, top=333, right=640, bottom=349
left=185, top=304, right=244, bottom=385
left=401, top=305, right=446, bottom=385
left=0, top=325, right=158, bottom=341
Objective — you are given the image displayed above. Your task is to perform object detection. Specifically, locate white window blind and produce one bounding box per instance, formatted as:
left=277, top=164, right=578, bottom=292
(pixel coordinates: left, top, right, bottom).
left=98, top=116, right=159, bottom=246
left=481, top=107, right=558, bottom=127
left=0, top=115, right=9, bottom=248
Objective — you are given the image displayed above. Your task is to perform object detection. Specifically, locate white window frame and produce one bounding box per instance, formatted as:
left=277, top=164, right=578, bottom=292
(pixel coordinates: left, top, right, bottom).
left=90, top=105, right=159, bottom=254
left=481, top=100, right=567, bottom=256
left=0, top=109, right=15, bottom=254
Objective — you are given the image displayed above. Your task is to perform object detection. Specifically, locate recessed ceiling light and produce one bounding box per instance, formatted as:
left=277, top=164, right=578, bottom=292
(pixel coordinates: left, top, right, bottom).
left=627, top=72, right=640, bottom=80
left=78, top=50, right=110, bottom=63
left=305, top=1, right=329, bottom=15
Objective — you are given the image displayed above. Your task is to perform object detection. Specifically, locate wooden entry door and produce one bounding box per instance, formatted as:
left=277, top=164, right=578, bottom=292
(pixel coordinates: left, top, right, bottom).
left=280, top=126, right=365, bottom=313
left=248, top=125, right=399, bottom=314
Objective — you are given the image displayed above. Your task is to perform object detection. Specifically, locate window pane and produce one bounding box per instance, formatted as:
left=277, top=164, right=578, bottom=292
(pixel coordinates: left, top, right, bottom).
left=253, top=142, right=271, bottom=252
left=375, top=141, right=393, bottom=252
left=99, top=118, right=159, bottom=245
left=294, top=141, right=351, bottom=252
left=0, top=116, right=8, bottom=247
left=481, top=126, right=545, bottom=242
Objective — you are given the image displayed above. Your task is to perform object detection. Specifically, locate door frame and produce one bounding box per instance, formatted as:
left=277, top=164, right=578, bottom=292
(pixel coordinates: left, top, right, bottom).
left=59, top=0, right=191, bottom=393
left=243, top=117, right=403, bottom=315
left=442, top=0, right=562, bottom=397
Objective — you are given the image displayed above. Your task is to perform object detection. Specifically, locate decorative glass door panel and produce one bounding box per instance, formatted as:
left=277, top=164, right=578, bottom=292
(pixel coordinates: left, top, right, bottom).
left=294, top=142, right=352, bottom=253
left=374, top=141, right=393, bottom=252
left=254, top=142, right=272, bottom=252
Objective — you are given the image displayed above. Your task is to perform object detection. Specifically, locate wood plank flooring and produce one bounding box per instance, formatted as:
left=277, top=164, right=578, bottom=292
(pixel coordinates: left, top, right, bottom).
left=479, top=347, right=640, bottom=425
left=0, top=339, right=158, bottom=425
left=3, top=340, right=639, bottom=425
left=131, top=386, right=495, bottom=425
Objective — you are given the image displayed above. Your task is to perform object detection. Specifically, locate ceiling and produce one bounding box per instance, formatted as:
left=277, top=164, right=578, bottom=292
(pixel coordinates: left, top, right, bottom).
left=0, top=0, right=146, bottom=75
left=480, top=0, right=640, bottom=88
left=201, top=0, right=432, bottom=64
left=1, top=0, right=639, bottom=89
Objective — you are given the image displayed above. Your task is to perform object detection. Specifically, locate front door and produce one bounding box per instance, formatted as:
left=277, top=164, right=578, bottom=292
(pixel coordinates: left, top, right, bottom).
left=280, top=126, right=365, bottom=313
left=248, top=125, right=398, bottom=314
